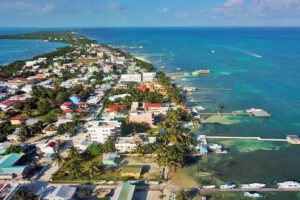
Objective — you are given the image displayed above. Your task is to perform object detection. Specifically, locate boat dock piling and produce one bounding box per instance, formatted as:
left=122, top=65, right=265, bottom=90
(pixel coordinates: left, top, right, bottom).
left=205, top=136, right=287, bottom=142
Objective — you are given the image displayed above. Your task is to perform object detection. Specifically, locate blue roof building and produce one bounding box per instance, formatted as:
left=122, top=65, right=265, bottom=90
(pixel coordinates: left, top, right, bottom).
left=0, top=153, right=29, bottom=179
left=69, top=96, right=81, bottom=105
left=199, top=146, right=208, bottom=155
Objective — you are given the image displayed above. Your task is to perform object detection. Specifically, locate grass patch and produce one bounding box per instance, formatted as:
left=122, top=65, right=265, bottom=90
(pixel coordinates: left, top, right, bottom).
left=75, top=58, right=98, bottom=64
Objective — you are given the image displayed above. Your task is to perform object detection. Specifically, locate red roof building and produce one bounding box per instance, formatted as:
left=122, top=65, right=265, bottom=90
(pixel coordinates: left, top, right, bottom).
left=62, top=102, right=72, bottom=106
left=76, top=109, right=85, bottom=113
left=144, top=103, right=162, bottom=108
left=139, top=84, right=147, bottom=92
left=108, top=105, right=124, bottom=112
left=78, top=102, right=89, bottom=105
left=63, top=109, right=73, bottom=113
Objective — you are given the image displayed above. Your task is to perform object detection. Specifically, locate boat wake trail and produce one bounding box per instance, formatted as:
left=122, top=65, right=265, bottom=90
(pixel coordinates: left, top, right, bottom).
left=223, top=46, right=262, bottom=58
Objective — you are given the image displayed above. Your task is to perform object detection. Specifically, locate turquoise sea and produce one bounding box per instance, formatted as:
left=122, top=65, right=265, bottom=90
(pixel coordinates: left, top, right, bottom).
left=2, top=27, right=300, bottom=195
left=80, top=28, right=300, bottom=187
left=0, top=28, right=67, bottom=65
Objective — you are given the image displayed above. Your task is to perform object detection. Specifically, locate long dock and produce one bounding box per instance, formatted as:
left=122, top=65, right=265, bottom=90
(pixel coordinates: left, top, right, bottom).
left=181, top=187, right=300, bottom=193
left=198, top=112, right=252, bottom=117
left=205, top=136, right=287, bottom=142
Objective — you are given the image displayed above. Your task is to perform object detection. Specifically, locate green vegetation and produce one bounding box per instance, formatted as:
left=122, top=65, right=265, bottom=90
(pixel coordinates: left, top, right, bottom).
left=4, top=145, right=25, bottom=155
left=176, top=190, right=188, bottom=200
left=121, top=117, right=151, bottom=135
left=103, top=84, right=164, bottom=107
left=0, top=46, right=75, bottom=78
left=75, top=58, right=99, bottom=64
left=12, top=187, right=37, bottom=200
left=0, top=30, right=96, bottom=45
left=157, top=71, right=186, bottom=105
left=121, top=165, right=142, bottom=173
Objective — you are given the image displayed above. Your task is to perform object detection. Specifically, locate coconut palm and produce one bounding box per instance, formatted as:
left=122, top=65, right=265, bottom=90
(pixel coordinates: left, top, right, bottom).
left=52, top=152, right=63, bottom=167
left=68, top=145, right=80, bottom=158
left=88, top=161, right=102, bottom=179
left=216, top=104, right=222, bottom=114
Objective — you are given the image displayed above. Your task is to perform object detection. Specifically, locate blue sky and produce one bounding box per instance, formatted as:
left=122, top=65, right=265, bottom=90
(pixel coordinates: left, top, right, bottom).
left=1, top=0, right=300, bottom=27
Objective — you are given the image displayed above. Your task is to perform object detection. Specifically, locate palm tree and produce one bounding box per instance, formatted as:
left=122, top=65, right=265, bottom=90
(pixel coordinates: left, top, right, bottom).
left=216, top=104, right=222, bottom=115
left=52, top=152, right=63, bottom=167
left=88, top=161, right=102, bottom=179
left=68, top=145, right=80, bottom=158
left=67, top=161, right=84, bottom=179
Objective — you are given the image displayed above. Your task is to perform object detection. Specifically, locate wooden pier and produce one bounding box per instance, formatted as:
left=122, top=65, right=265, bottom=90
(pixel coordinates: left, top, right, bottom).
left=196, top=110, right=271, bottom=118
left=205, top=136, right=287, bottom=142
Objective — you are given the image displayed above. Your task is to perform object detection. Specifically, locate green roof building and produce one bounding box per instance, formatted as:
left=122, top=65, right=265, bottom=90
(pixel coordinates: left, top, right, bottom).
left=0, top=153, right=29, bottom=179
left=111, top=182, right=135, bottom=200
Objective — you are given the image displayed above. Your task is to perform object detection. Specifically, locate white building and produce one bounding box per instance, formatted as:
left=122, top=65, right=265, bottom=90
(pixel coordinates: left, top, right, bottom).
left=115, top=133, right=156, bottom=152
left=74, top=140, right=93, bottom=151
left=21, top=85, right=32, bottom=93
left=109, top=93, right=131, bottom=101
left=43, top=185, right=76, bottom=200
left=87, top=121, right=121, bottom=143
left=120, top=74, right=142, bottom=82
left=142, top=72, right=156, bottom=82
left=102, top=64, right=113, bottom=73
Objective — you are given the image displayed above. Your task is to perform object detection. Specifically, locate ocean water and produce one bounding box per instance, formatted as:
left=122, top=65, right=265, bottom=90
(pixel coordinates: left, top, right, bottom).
left=2, top=27, right=300, bottom=191
left=80, top=27, right=300, bottom=186
left=0, top=27, right=74, bottom=65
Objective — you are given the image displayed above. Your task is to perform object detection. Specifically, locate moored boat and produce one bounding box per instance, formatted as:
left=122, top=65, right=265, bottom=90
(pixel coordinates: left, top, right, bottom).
left=277, top=181, right=300, bottom=188
left=241, top=183, right=266, bottom=189
left=202, top=185, right=216, bottom=189
left=220, top=183, right=235, bottom=189
left=244, top=192, right=263, bottom=198
left=192, top=70, right=211, bottom=76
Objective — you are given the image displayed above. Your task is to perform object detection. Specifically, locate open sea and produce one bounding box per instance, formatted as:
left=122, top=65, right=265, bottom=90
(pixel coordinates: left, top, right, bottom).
left=2, top=27, right=300, bottom=196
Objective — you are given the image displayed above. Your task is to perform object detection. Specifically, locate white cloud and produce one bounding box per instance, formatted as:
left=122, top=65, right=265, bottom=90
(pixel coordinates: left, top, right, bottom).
left=158, top=8, right=169, bottom=13
left=0, top=1, right=55, bottom=14
left=106, top=2, right=123, bottom=10
left=176, top=12, right=189, bottom=18
left=40, top=3, right=55, bottom=13
left=202, top=0, right=300, bottom=18
left=224, top=0, right=244, bottom=7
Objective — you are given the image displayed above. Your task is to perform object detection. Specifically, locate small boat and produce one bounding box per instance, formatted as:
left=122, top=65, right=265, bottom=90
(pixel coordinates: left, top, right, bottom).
left=176, top=68, right=182, bottom=72
left=286, top=135, right=300, bottom=144
left=241, top=183, right=266, bottom=189
left=202, top=185, right=216, bottom=189
left=277, top=181, right=300, bottom=188
left=211, top=50, right=215, bottom=53
left=220, top=183, right=235, bottom=189
left=208, top=143, right=222, bottom=150
left=192, top=70, right=211, bottom=76
left=244, top=192, right=263, bottom=198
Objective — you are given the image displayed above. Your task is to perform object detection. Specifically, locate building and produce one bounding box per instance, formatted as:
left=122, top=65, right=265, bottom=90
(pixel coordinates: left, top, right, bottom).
left=102, top=64, right=113, bottom=73
left=60, top=102, right=73, bottom=110
left=0, top=153, right=29, bottom=179
left=21, top=85, right=32, bottom=93
left=111, top=182, right=135, bottom=200
left=129, top=112, right=154, bottom=127
left=121, top=165, right=142, bottom=179
left=10, top=117, right=23, bottom=125
left=108, top=105, right=124, bottom=113
left=25, top=118, right=42, bottom=126
left=142, top=72, right=156, bottom=82
left=74, top=140, right=93, bottom=151
left=143, top=103, right=169, bottom=115
left=120, top=74, right=142, bottom=82
left=130, top=102, right=139, bottom=112
left=102, top=153, right=118, bottom=166
left=87, top=121, right=121, bottom=143
left=109, top=94, right=131, bottom=102
left=43, top=185, right=77, bottom=200
left=7, top=128, right=20, bottom=141
left=115, top=133, right=156, bottom=152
